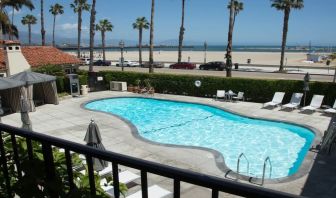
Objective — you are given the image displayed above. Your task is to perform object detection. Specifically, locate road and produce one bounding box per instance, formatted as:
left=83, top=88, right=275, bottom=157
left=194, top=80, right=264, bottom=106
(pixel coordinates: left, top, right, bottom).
left=80, top=66, right=335, bottom=82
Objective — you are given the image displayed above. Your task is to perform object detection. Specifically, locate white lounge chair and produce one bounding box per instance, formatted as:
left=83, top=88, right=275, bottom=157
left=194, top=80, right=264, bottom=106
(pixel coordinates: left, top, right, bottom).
left=324, top=99, right=336, bottom=114
left=101, top=170, right=140, bottom=196
left=263, top=92, right=285, bottom=108
left=281, top=93, right=303, bottom=110
left=126, top=185, right=171, bottom=198
left=215, top=90, right=225, bottom=100
left=301, top=95, right=324, bottom=112
left=232, top=92, right=244, bottom=102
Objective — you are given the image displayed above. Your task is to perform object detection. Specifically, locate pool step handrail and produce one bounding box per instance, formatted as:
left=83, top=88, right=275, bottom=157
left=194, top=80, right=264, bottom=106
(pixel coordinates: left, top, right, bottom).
left=261, top=156, right=272, bottom=186
left=236, top=153, right=249, bottom=181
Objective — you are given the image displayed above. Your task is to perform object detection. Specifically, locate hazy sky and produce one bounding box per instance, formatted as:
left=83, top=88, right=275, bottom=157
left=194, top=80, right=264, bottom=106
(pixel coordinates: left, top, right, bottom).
left=12, top=0, right=336, bottom=45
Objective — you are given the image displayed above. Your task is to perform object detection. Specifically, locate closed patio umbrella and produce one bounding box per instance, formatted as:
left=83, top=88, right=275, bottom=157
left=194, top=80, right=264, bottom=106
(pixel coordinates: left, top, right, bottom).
left=20, top=96, right=32, bottom=131
left=303, top=73, right=310, bottom=106
left=84, top=119, right=107, bottom=171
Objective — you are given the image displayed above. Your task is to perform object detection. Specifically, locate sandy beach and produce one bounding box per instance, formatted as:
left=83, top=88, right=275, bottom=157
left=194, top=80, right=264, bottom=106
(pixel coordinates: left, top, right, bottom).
left=68, top=51, right=332, bottom=67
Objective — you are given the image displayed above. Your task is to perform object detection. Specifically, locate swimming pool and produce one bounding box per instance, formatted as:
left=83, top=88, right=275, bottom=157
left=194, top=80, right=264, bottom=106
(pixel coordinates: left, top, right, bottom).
left=85, top=97, right=315, bottom=179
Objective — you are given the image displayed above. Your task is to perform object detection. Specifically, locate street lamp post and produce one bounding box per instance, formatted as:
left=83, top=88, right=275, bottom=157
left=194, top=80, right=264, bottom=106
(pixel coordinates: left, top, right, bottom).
left=204, top=41, right=207, bottom=64
left=119, top=40, right=125, bottom=71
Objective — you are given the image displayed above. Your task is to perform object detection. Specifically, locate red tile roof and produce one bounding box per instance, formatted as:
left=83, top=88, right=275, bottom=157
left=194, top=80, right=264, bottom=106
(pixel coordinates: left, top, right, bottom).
left=0, top=46, right=82, bottom=70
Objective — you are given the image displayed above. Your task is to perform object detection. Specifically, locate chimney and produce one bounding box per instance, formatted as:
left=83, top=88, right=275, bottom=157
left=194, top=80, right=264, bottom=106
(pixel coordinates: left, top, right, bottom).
left=3, top=40, right=31, bottom=76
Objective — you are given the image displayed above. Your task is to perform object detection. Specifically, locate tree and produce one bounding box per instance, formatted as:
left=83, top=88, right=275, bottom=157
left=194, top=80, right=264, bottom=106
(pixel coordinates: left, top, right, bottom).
left=89, top=0, right=96, bottom=72
left=149, top=0, right=155, bottom=73
left=96, top=19, right=113, bottom=62
left=21, top=14, right=37, bottom=45
left=177, top=0, right=186, bottom=63
left=40, top=0, right=46, bottom=45
left=50, top=3, right=64, bottom=47
left=0, top=0, right=34, bottom=40
left=225, top=0, right=243, bottom=77
left=271, top=0, right=304, bottom=72
left=133, top=17, right=150, bottom=66
left=70, top=0, right=91, bottom=58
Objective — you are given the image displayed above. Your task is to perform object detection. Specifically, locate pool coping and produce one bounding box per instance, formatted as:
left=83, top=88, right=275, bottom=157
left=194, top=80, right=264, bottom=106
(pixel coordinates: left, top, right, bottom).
left=81, top=95, right=322, bottom=185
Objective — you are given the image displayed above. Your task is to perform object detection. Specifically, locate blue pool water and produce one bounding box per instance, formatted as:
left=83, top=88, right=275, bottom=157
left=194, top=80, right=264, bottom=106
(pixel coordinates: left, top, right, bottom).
left=85, top=97, right=315, bottom=179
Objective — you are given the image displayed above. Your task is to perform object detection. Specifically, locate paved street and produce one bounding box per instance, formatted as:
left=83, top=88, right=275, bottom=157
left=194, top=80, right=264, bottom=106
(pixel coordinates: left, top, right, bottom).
left=81, top=66, right=335, bottom=82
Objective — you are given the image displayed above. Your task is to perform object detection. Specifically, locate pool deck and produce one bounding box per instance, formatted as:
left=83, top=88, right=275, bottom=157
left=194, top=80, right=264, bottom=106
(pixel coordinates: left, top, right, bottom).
left=2, top=91, right=336, bottom=197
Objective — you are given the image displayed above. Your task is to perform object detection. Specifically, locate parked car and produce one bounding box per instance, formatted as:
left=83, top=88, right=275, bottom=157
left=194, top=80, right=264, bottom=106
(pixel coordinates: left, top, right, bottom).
left=116, top=60, right=140, bottom=67
left=141, top=61, right=164, bottom=68
left=93, top=60, right=111, bottom=66
left=169, top=62, right=196, bottom=69
left=199, top=61, right=225, bottom=71
left=80, top=57, right=90, bottom=65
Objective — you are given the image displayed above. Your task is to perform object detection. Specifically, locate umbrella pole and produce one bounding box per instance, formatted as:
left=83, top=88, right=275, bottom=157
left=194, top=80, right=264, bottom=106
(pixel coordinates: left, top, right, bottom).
left=304, top=91, right=306, bottom=107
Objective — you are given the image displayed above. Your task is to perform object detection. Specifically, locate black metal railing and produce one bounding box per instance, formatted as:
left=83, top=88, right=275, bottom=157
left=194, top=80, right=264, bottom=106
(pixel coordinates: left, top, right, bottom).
left=0, top=123, right=303, bottom=198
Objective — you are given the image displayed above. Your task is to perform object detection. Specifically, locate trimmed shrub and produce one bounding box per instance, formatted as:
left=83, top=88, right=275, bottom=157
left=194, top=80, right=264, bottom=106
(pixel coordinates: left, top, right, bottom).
left=96, top=70, right=336, bottom=105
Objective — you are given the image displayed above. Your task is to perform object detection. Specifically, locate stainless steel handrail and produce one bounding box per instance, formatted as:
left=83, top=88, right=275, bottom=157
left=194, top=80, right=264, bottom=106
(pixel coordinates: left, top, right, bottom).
left=236, top=153, right=249, bottom=181
left=261, top=156, right=272, bottom=186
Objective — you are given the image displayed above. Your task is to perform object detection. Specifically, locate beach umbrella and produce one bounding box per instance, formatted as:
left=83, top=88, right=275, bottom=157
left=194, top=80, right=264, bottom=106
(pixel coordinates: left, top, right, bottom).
left=20, top=96, right=32, bottom=131
left=303, top=73, right=310, bottom=106
left=0, top=96, right=4, bottom=123
left=84, top=119, right=107, bottom=171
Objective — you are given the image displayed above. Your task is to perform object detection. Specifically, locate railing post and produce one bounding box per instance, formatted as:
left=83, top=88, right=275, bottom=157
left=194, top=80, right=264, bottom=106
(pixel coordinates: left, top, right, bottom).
left=42, top=143, right=58, bottom=197
left=174, top=179, right=180, bottom=198
left=0, top=131, right=12, bottom=196
left=86, top=155, right=96, bottom=196
left=10, top=134, right=22, bottom=179
left=212, top=189, right=219, bottom=198
left=112, top=163, right=120, bottom=198
left=141, top=170, right=148, bottom=198
left=64, top=149, right=75, bottom=190
left=26, top=138, right=33, bottom=159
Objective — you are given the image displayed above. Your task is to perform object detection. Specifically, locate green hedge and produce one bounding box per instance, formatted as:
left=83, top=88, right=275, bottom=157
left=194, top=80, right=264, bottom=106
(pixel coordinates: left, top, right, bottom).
left=92, top=70, right=336, bottom=106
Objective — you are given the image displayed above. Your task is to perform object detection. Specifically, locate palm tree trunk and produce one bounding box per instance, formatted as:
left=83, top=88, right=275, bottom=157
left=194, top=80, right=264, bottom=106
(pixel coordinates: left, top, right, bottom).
left=41, top=0, right=46, bottom=46
left=149, top=0, right=155, bottom=73
left=77, top=8, right=82, bottom=58
left=279, top=8, right=290, bottom=72
left=178, top=0, right=185, bottom=63
left=225, top=0, right=235, bottom=77
left=102, top=31, right=106, bottom=62
left=28, top=24, right=31, bottom=45
left=52, top=15, right=56, bottom=46
left=139, top=28, right=143, bottom=65
left=89, top=0, right=96, bottom=72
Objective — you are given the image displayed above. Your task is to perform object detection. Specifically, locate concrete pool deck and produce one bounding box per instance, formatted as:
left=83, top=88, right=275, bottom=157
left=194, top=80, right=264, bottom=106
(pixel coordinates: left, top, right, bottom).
left=2, top=91, right=336, bottom=197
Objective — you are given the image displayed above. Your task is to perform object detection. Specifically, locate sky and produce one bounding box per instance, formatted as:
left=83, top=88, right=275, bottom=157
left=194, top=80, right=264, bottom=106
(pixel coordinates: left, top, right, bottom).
left=10, top=0, right=336, bottom=46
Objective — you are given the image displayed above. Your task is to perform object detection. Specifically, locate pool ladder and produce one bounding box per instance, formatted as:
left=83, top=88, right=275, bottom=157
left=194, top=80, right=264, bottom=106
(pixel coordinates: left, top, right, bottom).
left=261, top=156, right=272, bottom=186
left=236, top=154, right=272, bottom=186
left=236, top=153, right=249, bottom=181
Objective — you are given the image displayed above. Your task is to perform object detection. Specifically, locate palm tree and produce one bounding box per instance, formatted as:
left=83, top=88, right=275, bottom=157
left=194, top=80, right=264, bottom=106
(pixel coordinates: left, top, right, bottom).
left=133, top=17, right=150, bottom=66
left=0, top=0, right=34, bottom=40
left=40, top=0, right=46, bottom=45
left=149, top=0, right=155, bottom=73
left=7, top=0, right=34, bottom=39
left=228, top=0, right=243, bottom=28
left=225, top=0, right=243, bottom=77
left=89, top=0, right=96, bottom=72
left=96, top=19, right=113, bottom=62
left=49, top=3, right=64, bottom=47
left=21, top=14, right=37, bottom=45
left=70, top=0, right=91, bottom=58
left=177, top=0, right=186, bottom=63
left=271, top=0, right=304, bottom=72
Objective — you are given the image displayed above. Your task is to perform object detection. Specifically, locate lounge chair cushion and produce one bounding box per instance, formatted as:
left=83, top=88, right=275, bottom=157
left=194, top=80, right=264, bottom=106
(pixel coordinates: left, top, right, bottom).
left=324, top=108, right=336, bottom=114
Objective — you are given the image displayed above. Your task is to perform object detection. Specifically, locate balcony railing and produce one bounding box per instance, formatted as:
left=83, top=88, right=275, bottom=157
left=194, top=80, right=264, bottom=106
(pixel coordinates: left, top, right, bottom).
left=0, top=123, right=303, bottom=198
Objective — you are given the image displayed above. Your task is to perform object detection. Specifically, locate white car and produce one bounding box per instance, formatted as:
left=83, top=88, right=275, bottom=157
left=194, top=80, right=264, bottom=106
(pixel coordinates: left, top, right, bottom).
left=116, top=60, right=139, bottom=67
left=80, top=58, right=91, bottom=65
